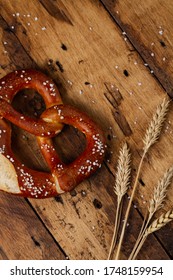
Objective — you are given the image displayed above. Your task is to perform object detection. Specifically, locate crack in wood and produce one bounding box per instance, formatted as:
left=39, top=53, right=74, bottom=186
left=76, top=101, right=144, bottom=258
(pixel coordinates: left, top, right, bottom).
left=104, top=82, right=132, bottom=136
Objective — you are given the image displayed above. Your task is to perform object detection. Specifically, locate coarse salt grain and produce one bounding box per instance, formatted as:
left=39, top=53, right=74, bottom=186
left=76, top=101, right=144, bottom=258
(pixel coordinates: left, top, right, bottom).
left=159, top=30, right=163, bottom=35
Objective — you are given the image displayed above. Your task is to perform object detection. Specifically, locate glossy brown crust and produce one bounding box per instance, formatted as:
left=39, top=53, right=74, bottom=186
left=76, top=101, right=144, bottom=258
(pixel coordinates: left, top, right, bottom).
left=0, top=69, right=63, bottom=136
left=0, top=70, right=106, bottom=198
left=0, top=119, right=57, bottom=198
left=39, top=104, right=106, bottom=192
left=0, top=69, right=62, bottom=106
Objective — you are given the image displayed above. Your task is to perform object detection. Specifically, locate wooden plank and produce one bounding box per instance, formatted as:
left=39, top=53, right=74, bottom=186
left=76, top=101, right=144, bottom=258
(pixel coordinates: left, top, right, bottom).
left=101, top=0, right=173, bottom=259
left=0, top=192, right=65, bottom=260
left=101, top=0, right=173, bottom=97
left=0, top=0, right=173, bottom=259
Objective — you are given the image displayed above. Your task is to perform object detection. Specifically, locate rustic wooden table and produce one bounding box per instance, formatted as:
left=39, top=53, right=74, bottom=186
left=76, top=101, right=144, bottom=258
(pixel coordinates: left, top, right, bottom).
left=0, top=0, right=173, bottom=260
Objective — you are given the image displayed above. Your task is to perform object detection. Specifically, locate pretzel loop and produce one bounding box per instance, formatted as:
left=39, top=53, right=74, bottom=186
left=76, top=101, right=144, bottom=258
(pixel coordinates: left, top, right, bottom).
left=0, top=70, right=106, bottom=198
left=0, top=69, right=63, bottom=137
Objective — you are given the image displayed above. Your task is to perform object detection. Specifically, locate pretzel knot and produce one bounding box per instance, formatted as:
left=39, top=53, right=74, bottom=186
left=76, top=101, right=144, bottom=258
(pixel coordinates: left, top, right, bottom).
left=0, top=70, right=106, bottom=198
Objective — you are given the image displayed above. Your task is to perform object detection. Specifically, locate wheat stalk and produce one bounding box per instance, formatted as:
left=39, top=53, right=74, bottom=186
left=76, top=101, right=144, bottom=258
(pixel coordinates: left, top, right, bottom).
left=115, top=97, right=170, bottom=260
left=114, top=142, right=131, bottom=202
left=107, top=142, right=131, bottom=260
left=131, top=209, right=173, bottom=259
left=146, top=208, right=173, bottom=234
left=129, top=166, right=173, bottom=259
left=148, top=166, right=173, bottom=216
left=143, top=97, right=170, bottom=154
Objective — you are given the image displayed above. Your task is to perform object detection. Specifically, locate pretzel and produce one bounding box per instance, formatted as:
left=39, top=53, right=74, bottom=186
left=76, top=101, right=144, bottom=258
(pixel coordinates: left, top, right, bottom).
left=0, top=69, right=106, bottom=198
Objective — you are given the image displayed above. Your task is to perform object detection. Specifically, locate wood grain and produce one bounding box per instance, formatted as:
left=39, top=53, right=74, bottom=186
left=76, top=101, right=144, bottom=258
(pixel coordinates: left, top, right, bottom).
left=0, top=0, right=173, bottom=259
left=101, top=0, right=173, bottom=96
left=0, top=193, right=65, bottom=260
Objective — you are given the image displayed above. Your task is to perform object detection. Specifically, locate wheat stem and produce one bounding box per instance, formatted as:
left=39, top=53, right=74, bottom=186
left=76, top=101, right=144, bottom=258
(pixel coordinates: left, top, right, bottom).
left=107, top=199, right=122, bottom=259
left=131, top=234, right=148, bottom=260
left=128, top=211, right=149, bottom=260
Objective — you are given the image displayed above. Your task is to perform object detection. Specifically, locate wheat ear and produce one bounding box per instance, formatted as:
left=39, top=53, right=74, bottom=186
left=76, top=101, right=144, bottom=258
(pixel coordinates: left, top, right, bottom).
left=146, top=208, right=173, bottom=234
left=115, top=97, right=170, bottom=260
left=131, top=209, right=173, bottom=259
left=143, top=97, right=170, bottom=154
left=148, top=166, right=173, bottom=216
left=129, top=166, right=173, bottom=259
left=107, top=143, right=131, bottom=260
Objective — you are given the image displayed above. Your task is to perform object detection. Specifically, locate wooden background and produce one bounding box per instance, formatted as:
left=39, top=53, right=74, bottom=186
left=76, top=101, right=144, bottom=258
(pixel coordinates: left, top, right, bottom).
left=0, top=0, right=173, bottom=260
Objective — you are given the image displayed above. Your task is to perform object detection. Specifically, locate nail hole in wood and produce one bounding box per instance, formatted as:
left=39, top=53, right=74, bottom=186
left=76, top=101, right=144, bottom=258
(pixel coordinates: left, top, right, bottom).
left=61, top=43, right=67, bottom=51
left=93, top=198, right=102, bottom=209
left=139, top=178, right=145, bottom=186
left=56, top=60, right=64, bottom=72
left=123, top=69, right=129, bottom=77
left=160, top=40, right=166, bottom=47
left=31, top=236, right=41, bottom=247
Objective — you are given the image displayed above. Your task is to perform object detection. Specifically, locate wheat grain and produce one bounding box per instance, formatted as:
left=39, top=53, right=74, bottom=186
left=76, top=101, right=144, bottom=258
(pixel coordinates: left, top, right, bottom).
left=143, top=97, right=170, bottom=154
left=148, top=167, right=173, bottom=215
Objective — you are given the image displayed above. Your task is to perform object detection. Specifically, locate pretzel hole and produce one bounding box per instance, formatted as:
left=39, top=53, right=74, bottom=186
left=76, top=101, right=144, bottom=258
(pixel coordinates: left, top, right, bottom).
left=53, top=125, right=86, bottom=164
left=11, top=89, right=86, bottom=170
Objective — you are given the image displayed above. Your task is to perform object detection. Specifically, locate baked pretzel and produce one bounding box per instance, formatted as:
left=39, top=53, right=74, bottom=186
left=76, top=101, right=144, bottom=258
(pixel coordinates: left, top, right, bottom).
left=0, top=69, right=106, bottom=198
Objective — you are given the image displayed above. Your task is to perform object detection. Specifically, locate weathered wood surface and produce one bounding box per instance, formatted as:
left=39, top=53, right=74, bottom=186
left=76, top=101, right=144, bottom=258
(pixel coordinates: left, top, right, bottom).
left=0, top=0, right=173, bottom=259
left=101, top=0, right=173, bottom=97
